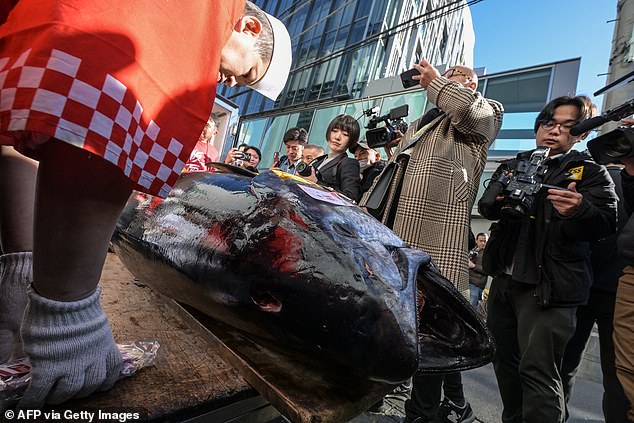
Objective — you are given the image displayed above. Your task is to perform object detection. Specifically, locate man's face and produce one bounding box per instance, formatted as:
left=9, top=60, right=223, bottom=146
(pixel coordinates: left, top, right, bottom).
left=476, top=235, right=488, bottom=250
left=302, top=147, right=319, bottom=164
left=442, top=66, right=475, bottom=90
left=199, top=120, right=218, bottom=143
left=354, top=147, right=378, bottom=166
left=536, top=105, right=581, bottom=156
left=285, top=140, right=303, bottom=162
left=218, top=17, right=267, bottom=88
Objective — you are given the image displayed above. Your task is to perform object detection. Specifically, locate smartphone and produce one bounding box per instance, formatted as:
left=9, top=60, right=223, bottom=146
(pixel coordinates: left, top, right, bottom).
left=273, top=151, right=279, bottom=166
left=400, top=68, right=420, bottom=89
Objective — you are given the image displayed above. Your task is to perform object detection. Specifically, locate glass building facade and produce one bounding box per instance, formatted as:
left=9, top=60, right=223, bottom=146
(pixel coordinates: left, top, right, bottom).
left=233, top=58, right=582, bottom=230
left=218, top=0, right=475, bottom=120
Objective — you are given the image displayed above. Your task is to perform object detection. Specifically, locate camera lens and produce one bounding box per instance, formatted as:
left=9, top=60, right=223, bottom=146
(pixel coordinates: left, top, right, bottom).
left=296, top=161, right=312, bottom=177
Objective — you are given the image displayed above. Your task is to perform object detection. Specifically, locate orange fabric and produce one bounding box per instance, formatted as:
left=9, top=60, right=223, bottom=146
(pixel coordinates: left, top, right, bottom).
left=0, top=0, right=245, bottom=197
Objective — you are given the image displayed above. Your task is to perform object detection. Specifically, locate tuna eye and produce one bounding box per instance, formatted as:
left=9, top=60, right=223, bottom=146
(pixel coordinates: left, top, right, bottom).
left=251, top=292, right=282, bottom=313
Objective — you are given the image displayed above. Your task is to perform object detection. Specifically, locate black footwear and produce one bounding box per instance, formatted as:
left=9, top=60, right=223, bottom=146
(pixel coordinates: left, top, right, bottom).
left=436, top=398, right=475, bottom=423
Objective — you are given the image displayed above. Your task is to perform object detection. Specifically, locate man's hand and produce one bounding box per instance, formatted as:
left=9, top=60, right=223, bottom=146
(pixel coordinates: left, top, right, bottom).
left=547, top=182, right=583, bottom=216
left=412, top=59, right=441, bottom=89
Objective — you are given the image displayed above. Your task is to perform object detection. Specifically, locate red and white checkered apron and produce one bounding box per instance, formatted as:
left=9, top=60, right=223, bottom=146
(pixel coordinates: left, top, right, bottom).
left=0, top=0, right=245, bottom=198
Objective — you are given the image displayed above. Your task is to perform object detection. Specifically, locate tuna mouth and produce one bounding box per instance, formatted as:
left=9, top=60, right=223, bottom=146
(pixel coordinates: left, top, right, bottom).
left=415, top=264, right=495, bottom=373
left=251, top=291, right=283, bottom=313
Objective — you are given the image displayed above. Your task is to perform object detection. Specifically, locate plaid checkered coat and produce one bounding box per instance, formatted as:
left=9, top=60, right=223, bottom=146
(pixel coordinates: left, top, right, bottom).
left=361, top=77, right=503, bottom=295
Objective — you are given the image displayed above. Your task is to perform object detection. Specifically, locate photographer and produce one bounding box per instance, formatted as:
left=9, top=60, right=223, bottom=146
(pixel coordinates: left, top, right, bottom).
left=273, top=127, right=307, bottom=174
left=224, top=145, right=261, bottom=172
left=478, top=96, right=618, bottom=423
left=360, top=59, right=503, bottom=423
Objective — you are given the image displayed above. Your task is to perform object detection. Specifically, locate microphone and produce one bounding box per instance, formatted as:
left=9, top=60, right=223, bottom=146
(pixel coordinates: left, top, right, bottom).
left=569, top=115, right=608, bottom=136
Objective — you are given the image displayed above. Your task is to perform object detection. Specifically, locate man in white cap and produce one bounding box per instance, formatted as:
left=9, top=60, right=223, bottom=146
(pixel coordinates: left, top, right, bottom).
left=219, top=1, right=292, bottom=100
left=0, top=0, right=291, bottom=409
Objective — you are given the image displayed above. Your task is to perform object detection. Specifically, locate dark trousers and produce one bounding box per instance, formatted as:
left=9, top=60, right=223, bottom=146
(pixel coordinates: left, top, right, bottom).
left=405, top=372, right=464, bottom=421
left=561, top=289, right=629, bottom=423
left=488, top=275, right=576, bottom=423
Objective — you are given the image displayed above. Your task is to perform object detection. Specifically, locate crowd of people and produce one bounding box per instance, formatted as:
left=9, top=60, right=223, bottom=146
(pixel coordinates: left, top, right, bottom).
left=1, top=1, right=634, bottom=423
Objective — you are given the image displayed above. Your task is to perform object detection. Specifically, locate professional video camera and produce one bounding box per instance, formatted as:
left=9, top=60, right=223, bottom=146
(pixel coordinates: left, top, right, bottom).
left=481, top=147, right=564, bottom=220
left=363, top=104, right=409, bottom=149
left=571, top=70, right=634, bottom=165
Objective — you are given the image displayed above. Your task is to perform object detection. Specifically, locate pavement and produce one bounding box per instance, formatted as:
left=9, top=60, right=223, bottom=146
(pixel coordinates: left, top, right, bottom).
left=348, top=364, right=604, bottom=423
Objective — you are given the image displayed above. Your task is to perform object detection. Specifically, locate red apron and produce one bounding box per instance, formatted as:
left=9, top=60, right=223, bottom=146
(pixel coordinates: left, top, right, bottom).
left=0, top=0, right=245, bottom=197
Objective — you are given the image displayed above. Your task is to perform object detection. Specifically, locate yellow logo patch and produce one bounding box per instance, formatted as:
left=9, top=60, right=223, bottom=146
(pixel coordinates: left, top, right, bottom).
left=566, top=166, right=584, bottom=180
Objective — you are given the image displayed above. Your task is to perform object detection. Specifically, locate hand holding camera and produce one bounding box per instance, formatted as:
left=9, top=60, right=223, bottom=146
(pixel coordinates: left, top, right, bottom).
left=225, top=148, right=252, bottom=168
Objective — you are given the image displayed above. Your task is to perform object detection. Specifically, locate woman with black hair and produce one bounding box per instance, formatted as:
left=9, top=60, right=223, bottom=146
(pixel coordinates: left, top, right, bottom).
left=307, top=114, right=361, bottom=202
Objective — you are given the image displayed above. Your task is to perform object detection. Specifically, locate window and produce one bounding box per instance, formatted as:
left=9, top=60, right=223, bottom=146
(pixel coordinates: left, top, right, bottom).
left=484, top=69, right=552, bottom=113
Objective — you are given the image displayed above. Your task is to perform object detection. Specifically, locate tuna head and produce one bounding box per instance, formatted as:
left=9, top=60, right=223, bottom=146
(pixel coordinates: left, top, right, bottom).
left=114, top=171, right=424, bottom=383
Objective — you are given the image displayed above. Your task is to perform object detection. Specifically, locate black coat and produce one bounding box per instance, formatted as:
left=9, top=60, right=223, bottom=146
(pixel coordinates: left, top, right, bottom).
left=312, top=154, right=361, bottom=202
left=479, top=149, right=618, bottom=307
left=590, top=165, right=629, bottom=291
left=618, top=170, right=634, bottom=264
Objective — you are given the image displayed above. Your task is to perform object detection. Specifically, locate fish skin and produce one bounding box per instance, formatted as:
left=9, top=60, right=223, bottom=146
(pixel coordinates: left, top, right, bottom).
left=113, top=169, right=493, bottom=383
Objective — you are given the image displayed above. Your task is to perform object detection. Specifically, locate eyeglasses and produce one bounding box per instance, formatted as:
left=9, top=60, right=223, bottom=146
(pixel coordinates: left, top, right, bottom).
left=540, top=120, right=578, bottom=132
left=443, top=68, right=472, bottom=82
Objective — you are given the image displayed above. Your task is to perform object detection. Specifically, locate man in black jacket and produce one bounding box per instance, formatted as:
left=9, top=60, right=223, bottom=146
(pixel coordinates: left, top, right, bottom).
left=560, top=162, right=630, bottom=423
left=478, top=96, right=618, bottom=423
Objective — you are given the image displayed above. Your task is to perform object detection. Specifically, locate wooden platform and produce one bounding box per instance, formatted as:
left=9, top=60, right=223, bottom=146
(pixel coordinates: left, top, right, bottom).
left=60, top=253, right=258, bottom=421
left=59, top=253, right=395, bottom=422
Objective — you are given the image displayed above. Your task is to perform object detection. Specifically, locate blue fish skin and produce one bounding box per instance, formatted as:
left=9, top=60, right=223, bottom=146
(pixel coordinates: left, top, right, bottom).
left=113, top=169, right=493, bottom=383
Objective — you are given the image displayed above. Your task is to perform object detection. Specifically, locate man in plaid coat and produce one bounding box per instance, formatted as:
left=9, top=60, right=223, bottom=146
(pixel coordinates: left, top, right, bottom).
left=361, top=59, right=503, bottom=423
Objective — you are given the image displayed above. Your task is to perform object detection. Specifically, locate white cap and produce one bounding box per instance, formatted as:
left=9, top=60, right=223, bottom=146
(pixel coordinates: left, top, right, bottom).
left=250, top=12, right=292, bottom=101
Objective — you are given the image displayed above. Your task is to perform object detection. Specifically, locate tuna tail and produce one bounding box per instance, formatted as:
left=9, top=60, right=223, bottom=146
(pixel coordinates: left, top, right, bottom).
left=416, top=263, right=495, bottom=373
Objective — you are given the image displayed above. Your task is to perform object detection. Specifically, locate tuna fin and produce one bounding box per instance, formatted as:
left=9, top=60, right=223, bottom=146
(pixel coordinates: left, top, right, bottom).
left=415, top=264, right=495, bottom=373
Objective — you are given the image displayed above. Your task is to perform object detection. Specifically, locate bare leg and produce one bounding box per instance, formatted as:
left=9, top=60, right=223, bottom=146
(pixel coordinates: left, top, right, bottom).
left=0, top=146, right=37, bottom=253
left=32, top=140, right=133, bottom=301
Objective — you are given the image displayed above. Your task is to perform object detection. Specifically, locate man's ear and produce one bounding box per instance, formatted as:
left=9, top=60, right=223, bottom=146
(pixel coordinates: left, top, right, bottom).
left=234, top=15, right=262, bottom=38
left=468, top=81, right=477, bottom=91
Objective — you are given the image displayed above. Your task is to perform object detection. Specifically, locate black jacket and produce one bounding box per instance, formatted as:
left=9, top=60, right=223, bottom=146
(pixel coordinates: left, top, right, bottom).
left=479, top=149, right=618, bottom=307
left=590, top=166, right=629, bottom=291
left=360, top=160, right=386, bottom=196
left=618, top=170, right=634, bottom=264
left=312, top=154, right=361, bottom=202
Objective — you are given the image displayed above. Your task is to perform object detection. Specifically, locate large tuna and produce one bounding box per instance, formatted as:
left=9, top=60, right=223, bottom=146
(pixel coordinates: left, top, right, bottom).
left=112, top=168, right=493, bottom=384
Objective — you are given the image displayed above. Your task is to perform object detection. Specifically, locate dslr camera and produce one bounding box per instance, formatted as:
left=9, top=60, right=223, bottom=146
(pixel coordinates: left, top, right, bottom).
left=295, top=161, right=314, bottom=177
left=363, top=105, right=409, bottom=149
left=481, top=147, right=562, bottom=220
